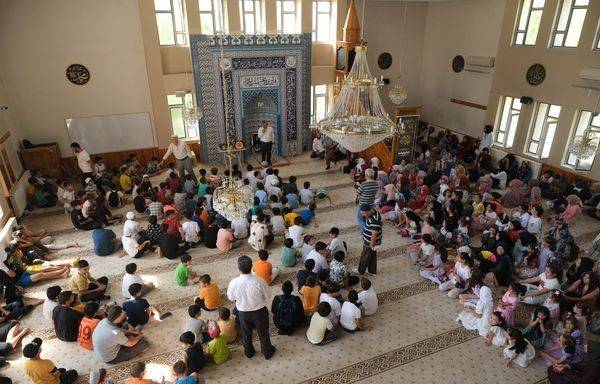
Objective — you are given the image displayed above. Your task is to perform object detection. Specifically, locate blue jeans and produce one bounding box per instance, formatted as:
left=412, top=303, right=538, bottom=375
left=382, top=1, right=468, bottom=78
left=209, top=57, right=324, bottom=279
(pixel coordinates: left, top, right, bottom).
left=356, top=206, right=366, bottom=234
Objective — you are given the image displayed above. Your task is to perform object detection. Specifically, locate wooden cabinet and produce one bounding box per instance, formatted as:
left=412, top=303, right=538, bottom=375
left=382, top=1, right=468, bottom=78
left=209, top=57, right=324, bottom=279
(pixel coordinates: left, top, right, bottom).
left=21, top=143, right=62, bottom=179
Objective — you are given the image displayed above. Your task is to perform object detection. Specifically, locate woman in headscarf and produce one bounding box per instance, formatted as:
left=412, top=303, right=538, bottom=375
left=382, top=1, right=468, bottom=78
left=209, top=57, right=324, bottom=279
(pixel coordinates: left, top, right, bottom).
left=370, top=157, right=380, bottom=168
left=388, top=164, right=401, bottom=187
left=529, top=185, right=543, bottom=210
left=559, top=195, right=582, bottom=225
left=415, top=170, right=427, bottom=188
left=478, top=174, right=493, bottom=195
left=556, top=226, right=576, bottom=263
left=396, top=168, right=411, bottom=198
left=409, top=185, right=430, bottom=212
left=379, top=184, right=400, bottom=214
left=516, top=160, right=533, bottom=183
left=502, top=179, right=524, bottom=208
left=376, top=168, right=388, bottom=186
left=453, top=165, right=470, bottom=191
left=351, top=157, right=368, bottom=182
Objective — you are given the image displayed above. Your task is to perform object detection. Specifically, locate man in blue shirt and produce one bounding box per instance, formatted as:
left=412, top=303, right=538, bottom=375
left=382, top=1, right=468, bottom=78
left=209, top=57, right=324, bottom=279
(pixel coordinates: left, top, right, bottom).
left=92, top=227, right=120, bottom=256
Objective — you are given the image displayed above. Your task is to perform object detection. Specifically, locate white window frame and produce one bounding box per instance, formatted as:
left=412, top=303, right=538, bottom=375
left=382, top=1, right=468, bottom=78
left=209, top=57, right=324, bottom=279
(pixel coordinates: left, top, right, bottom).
left=494, top=96, right=521, bottom=148
left=239, top=0, right=263, bottom=34
left=154, top=0, right=187, bottom=46
left=311, top=84, right=329, bottom=123
left=167, top=93, right=199, bottom=140
left=551, top=0, right=589, bottom=48
left=513, top=0, right=545, bottom=46
left=312, top=0, right=333, bottom=42
left=276, top=0, right=298, bottom=34
left=595, top=23, right=600, bottom=50
left=198, top=0, right=224, bottom=35
left=564, top=110, right=600, bottom=171
left=525, top=102, right=561, bottom=159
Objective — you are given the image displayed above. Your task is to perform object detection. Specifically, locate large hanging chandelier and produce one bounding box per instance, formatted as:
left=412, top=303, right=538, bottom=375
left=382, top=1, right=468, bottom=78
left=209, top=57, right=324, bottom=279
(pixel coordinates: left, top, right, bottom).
left=313, top=0, right=396, bottom=152
left=568, top=125, right=599, bottom=160
left=212, top=21, right=253, bottom=221
left=314, top=44, right=397, bottom=152
left=183, top=105, right=202, bottom=127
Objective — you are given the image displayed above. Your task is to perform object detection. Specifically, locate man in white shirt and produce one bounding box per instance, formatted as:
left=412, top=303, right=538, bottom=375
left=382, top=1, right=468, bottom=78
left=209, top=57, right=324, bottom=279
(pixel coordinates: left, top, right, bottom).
left=160, top=135, right=198, bottom=183
left=357, top=278, right=378, bottom=316
left=71, top=142, right=96, bottom=184
left=306, top=242, right=329, bottom=273
left=257, top=121, right=274, bottom=166
left=312, top=133, right=325, bottom=158
left=227, top=255, right=276, bottom=359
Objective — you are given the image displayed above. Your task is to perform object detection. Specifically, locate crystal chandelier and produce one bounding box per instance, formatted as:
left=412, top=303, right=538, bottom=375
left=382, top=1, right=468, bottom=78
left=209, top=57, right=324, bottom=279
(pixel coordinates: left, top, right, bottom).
left=568, top=126, right=599, bottom=160
left=183, top=106, right=202, bottom=127
left=211, top=20, right=253, bottom=221
left=389, top=79, right=408, bottom=105
left=389, top=3, right=408, bottom=106
left=313, top=44, right=397, bottom=152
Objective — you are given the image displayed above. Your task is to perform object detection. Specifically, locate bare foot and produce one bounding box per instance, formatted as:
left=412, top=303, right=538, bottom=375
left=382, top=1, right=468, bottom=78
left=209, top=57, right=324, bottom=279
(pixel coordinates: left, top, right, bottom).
left=67, top=242, right=80, bottom=248
left=61, top=269, right=70, bottom=278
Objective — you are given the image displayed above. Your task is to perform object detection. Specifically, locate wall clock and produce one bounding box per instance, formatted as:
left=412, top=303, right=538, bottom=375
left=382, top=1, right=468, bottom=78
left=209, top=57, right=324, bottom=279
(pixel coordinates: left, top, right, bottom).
left=526, top=64, right=545, bottom=86
left=66, top=64, right=90, bottom=85
left=378, top=52, right=392, bottom=70
left=336, top=47, right=347, bottom=71
left=452, top=55, right=465, bottom=73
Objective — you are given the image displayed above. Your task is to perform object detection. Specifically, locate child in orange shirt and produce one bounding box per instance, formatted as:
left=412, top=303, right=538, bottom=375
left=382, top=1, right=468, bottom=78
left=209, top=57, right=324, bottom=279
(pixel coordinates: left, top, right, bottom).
left=252, top=250, right=280, bottom=285
left=78, top=302, right=101, bottom=350
left=299, top=275, right=321, bottom=315
left=196, top=274, right=222, bottom=311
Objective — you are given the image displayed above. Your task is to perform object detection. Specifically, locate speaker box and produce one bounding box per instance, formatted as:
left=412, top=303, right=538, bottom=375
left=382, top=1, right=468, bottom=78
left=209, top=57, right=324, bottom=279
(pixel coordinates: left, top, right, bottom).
left=520, top=96, right=533, bottom=105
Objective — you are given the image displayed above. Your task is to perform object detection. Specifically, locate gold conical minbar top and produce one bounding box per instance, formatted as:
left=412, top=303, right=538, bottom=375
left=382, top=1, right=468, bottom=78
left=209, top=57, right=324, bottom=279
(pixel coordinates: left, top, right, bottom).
left=343, top=0, right=361, bottom=43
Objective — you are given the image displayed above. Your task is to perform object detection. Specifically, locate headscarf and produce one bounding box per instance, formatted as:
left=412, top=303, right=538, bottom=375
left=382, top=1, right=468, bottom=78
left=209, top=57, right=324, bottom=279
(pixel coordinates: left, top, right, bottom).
left=530, top=186, right=542, bottom=201
left=567, top=194, right=583, bottom=206
left=126, top=211, right=135, bottom=220
left=509, top=179, right=522, bottom=190
left=355, top=158, right=366, bottom=171
left=377, top=170, right=388, bottom=185
left=371, top=157, right=380, bottom=168
left=384, top=184, right=398, bottom=201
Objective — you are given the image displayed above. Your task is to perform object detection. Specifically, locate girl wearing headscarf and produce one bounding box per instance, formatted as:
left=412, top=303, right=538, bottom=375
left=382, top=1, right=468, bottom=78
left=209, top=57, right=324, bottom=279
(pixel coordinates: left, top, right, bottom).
left=457, top=269, right=494, bottom=337
left=501, top=179, right=524, bottom=208
left=559, top=195, right=582, bottom=225
left=370, top=157, right=380, bottom=168
left=388, top=165, right=401, bottom=187
left=379, top=184, right=400, bottom=214
left=352, top=158, right=368, bottom=182
left=409, top=185, right=430, bottom=211
left=478, top=174, right=492, bottom=195
left=453, top=165, right=470, bottom=191
left=529, top=185, right=542, bottom=209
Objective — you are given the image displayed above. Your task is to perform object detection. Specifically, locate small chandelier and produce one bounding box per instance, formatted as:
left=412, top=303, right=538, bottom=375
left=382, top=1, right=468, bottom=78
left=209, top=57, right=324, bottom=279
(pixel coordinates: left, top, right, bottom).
left=389, top=79, right=408, bottom=105
left=183, top=106, right=202, bottom=127
left=568, top=126, right=599, bottom=160
left=313, top=44, right=397, bottom=152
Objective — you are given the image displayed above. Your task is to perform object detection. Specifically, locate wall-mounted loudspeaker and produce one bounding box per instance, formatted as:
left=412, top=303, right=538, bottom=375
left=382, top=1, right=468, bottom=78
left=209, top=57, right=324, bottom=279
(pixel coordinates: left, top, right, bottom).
left=519, top=96, right=533, bottom=105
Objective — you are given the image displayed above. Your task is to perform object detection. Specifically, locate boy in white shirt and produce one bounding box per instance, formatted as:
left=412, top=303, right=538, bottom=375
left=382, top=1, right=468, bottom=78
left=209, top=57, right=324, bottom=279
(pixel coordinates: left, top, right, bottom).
left=299, top=181, right=314, bottom=205
left=182, top=214, right=201, bottom=246
left=59, top=182, right=76, bottom=214
left=319, top=285, right=342, bottom=326
left=287, top=217, right=305, bottom=248
left=327, top=227, right=346, bottom=257
left=271, top=207, right=287, bottom=236
left=301, top=235, right=316, bottom=261
left=305, top=242, right=329, bottom=273
left=357, top=278, right=378, bottom=316
left=81, top=194, right=94, bottom=219
left=231, top=217, right=249, bottom=239
left=122, top=263, right=155, bottom=299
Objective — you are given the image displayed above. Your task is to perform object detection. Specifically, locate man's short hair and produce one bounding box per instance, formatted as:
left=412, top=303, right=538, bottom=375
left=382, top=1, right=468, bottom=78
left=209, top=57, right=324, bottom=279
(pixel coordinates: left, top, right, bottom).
left=130, top=362, right=146, bottom=378
left=364, top=168, right=375, bottom=180
left=237, top=255, right=253, bottom=274
left=107, top=306, right=123, bottom=322
left=125, top=263, right=137, bottom=274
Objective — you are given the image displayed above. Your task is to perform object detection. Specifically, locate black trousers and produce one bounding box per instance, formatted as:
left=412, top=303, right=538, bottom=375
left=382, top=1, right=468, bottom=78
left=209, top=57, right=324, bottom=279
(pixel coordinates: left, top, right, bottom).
left=260, top=141, right=273, bottom=164
left=0, top=271, right=19, bottom=304
left=237, top=306, right=275, bottom=359
left=80, top=276, right=108, bottom=302
left=358, top=245, right=377, bottom=275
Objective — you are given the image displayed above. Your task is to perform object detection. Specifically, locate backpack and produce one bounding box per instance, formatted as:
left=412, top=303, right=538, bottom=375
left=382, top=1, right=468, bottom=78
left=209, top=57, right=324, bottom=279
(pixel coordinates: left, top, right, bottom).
left=108, top=190, right=119, bottom=207
left=277, top=296, right=299, bottom=328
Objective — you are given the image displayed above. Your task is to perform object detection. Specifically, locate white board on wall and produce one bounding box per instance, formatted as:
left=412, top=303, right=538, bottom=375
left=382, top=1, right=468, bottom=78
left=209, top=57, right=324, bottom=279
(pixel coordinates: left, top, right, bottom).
left=66, top=112, right=155, bottom=154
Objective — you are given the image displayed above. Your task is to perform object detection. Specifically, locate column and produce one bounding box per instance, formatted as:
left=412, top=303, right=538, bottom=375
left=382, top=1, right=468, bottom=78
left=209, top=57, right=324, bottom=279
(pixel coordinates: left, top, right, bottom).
left=264, top=0, right=277, bottom=34
left=300, top=0, right=312, bottom=34
left=184, top=0, right=202, bottom=35
left=227, top=0, right=242, bottom=34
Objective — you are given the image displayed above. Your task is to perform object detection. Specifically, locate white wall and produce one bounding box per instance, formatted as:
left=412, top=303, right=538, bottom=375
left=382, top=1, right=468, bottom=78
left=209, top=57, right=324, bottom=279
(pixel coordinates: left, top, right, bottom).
left=419, top=0, right=505, bottom=138
left=0, top=0, right=154, bottom=156
left=359, top=0, right=428, bottom=114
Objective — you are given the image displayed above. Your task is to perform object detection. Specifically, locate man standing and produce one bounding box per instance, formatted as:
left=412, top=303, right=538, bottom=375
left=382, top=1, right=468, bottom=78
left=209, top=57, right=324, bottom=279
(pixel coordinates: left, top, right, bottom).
left=323, top=136, right=338, bottom=170
left=71, top=142, right=95, bottom=184
left=355, top=168, right=378, bottom=233
left=160, top=135, right=198, bottom=183
left=227, top=255, right=276, bottom=359
left=358, top=208, right=382, bottom=275
left=258, top=121, right=274, bottom=166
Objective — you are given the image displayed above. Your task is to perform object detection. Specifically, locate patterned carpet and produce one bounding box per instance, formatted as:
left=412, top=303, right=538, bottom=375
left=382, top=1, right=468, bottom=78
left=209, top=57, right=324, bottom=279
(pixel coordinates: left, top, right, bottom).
left=6, top=152, right=595, bottom=384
